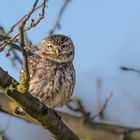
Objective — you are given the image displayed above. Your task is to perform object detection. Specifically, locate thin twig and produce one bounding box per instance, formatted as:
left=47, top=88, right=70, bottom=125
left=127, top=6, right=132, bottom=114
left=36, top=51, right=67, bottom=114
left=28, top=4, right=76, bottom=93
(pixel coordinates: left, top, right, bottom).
left=48, top=0, right=71, bottom=34
left=92, top=92, right=113, bottom=120
left=4, top=0, right=39, bottom=37
left=0, top=0, right=47, bottom=92
left=0, top=25, right=22, bottom=66
left=25, top=0, right=46, bottom=31
left=0, top=34, right=20, bottom=51
left=0, top=0, right=46, bottom=50
left=120, top=66, right=140, bottom=75
left=96, top=78, right=102, bottom=114
left=17, top=0, right=41, bottom=92
left=11, top=49, right=22, bottom=65
left=0, top=29, right=19, bottom=53
left=66, top=98, right=90, bottom=118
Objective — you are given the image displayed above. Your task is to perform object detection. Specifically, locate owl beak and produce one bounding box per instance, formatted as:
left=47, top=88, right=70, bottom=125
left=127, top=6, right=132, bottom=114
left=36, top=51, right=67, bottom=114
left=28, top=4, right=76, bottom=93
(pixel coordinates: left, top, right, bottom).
left=55, top=48, right=61, bottom=56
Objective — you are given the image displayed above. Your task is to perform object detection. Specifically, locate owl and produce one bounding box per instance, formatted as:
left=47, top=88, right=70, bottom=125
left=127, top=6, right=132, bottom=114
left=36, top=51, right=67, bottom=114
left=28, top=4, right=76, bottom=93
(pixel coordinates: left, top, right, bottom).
left=25, top=34, right=75, bottom=108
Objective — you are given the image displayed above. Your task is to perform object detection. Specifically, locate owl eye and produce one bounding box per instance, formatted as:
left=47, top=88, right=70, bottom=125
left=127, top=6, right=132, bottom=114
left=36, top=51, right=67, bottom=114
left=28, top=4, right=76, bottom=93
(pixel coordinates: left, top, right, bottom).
left=61, top=45, right=68, bottom=50
left=47, top=45, right=53, bottom=50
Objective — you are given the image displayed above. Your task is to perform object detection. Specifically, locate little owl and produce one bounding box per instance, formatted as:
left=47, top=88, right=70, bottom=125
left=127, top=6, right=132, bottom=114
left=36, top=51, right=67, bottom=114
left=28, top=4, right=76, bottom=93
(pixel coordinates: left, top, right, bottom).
left=23, top=34, right=75, bottom=108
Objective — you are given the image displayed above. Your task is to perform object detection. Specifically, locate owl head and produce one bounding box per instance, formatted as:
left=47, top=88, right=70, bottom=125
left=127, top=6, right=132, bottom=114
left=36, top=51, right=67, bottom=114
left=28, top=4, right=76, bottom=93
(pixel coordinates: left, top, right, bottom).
left=39, top=34, right=74, bottom=63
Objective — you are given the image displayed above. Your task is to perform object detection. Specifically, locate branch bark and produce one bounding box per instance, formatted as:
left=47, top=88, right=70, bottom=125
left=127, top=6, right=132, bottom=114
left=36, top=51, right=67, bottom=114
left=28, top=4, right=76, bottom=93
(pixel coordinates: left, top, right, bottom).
left=1, top=93, right=140, bottom=140
left=0, top=67, right=79, bottom=140
left=0, top=65, right=140, bottom=140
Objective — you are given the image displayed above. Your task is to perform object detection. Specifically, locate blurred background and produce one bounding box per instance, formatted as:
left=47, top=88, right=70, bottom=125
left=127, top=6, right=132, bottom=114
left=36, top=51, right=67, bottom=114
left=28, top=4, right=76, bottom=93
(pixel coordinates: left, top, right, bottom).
left=1, top=0, right=140, bottom=140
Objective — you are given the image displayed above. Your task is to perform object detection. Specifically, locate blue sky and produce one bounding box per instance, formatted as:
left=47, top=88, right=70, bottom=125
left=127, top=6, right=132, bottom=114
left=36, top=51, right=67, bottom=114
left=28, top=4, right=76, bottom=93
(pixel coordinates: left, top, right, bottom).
left=1, top=0, right=140, bottom=139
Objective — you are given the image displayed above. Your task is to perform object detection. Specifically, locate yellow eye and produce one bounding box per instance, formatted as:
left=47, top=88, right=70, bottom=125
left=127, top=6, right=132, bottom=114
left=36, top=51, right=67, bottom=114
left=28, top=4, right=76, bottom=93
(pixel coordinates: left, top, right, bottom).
left=47, top=45, right=53, bottom=50
left=61, top=45, right=67, bottom=49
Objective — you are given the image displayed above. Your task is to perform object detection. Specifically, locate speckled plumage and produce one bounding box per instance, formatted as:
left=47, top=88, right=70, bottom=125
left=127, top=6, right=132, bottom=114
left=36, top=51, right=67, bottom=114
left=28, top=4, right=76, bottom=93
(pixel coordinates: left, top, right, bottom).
left=26, top=34, right=75, bottom=108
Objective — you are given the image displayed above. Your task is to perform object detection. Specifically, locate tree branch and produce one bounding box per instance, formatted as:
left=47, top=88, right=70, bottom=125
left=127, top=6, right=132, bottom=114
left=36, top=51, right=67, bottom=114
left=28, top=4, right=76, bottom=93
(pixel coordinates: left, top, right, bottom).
left=17, top=19, right=30, bottom=92
left=92, top=92, right=113, bottom=120
left=1, top=93, right=140, bottom=140
left=66, top=98, right=90, bottom=119
left=0, top=67, right=80, bottom=140
left=0, top=0, right=46, bottom=50
left=48, top=0, right=71, bottom=34
left=120, top=66, right=140, bottom=75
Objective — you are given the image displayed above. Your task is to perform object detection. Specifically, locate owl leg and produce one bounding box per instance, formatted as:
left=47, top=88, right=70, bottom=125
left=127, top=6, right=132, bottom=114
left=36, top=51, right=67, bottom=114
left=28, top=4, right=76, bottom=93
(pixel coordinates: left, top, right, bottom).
left=14, top=105, right=26, bottom=116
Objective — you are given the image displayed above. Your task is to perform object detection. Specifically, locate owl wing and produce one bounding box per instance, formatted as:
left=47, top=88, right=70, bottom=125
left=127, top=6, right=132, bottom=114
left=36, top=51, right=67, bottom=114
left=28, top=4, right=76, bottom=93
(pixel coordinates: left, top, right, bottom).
left=27, top=55, right=41, bottom=79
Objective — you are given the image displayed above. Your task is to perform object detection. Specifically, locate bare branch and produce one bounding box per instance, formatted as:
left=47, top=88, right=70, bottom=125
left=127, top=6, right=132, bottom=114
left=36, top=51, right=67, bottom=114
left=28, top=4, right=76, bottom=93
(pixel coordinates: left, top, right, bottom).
left=25, top=0, right=46, bottom=31
left=92, top=92, right=113, bottom=120
left=0, top=0, right=47, bottom=92
left=0, top=25, right=22, bottom=66
left=0, top=0, right=46, bottom=51
left=66, top=98, right=90, bottom=119
left=17, top=17, right=30, bottom=93
left=1, top=94, right=140, bottom=140
left=48, top=0, right=71, bottom=34
left=7, top=49, right=22, bottom=67
left=120, top=66, right=140, bottom=75
left=96, top=78, right=102, bottom=115
left=0, top=67, right=80, bottom=140
left=4, top=0, right=42, bottom=37
left=67, top=92, right=113, bottom=121
left=95, top=78, right=113, bottom=120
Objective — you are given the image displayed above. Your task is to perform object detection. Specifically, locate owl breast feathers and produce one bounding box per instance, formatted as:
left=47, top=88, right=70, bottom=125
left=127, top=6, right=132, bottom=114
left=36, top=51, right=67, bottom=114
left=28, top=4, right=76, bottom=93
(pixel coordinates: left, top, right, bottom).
left=26, top=34, right=75, bottom=108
